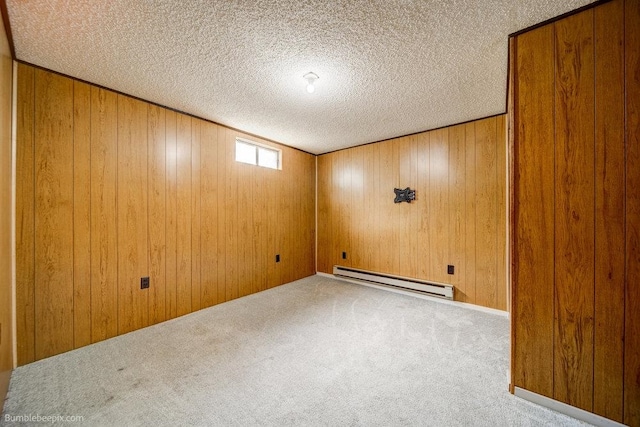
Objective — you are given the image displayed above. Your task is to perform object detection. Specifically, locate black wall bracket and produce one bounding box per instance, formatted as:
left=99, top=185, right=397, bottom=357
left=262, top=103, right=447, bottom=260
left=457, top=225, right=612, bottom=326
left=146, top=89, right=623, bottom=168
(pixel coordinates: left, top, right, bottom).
left=394, top=187, right=416, bottom=203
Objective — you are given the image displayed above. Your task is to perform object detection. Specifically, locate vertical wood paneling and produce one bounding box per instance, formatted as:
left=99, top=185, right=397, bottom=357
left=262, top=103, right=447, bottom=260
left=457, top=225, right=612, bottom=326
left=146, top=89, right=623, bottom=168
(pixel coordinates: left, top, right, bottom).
left=200, top=121, right=218, bottom=308
left=475, top=118, right=498, bottom=309
left=148, top=105, right=166, bottom=325
left=429, top=129, right=449, bottom=283
left=117, top=95, right=149, bottom=335
left=513, top=25, right=556, bottom=397
left=176, top=113, right=192, bottom=315
left=191, top=119, right=201, bottom=310
left=34, top=69, right=74, bottom=360
left=90, top=87, right=118, bottom=342
left=0, top=20, right=11, bottom=408
left=448, top=125, right=465, bottom=291
left=416, top=133, right=430, bottom=280
left=378, top=143, right=393, bottom=274
left=625, top=0, right=640, bottom=423
left=495, top=115, right=507, bottom=311
left=216, top=125, right=228, bottom=299
left=593, top=0, right=625, bottom=420
left=463, top=122, right=476, bottom=304
left=16, top=63, right=35, bottom=364
left=512, top=2, right=638, bottom=423
left=236, top=136, right=252, bottom=297
left=351, top=146, right=364, bottom=269
left=72, top=81, right=92, bottom=348
left=317, top=155, right=331, bottom=273
left=553, top=10, right=595, bottom=410
left=165, top=110, right=178, bottom=319
left=225, top=129, right=238, bottom=299
left=16, top=63, right=316, bottom=364
left=316, top=116, right=506, bottom=310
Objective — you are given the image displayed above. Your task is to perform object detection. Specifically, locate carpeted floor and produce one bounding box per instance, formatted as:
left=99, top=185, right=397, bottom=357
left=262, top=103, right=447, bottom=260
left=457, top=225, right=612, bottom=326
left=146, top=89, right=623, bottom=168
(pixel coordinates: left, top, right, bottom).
left=2, top=275, right=587, bottom=426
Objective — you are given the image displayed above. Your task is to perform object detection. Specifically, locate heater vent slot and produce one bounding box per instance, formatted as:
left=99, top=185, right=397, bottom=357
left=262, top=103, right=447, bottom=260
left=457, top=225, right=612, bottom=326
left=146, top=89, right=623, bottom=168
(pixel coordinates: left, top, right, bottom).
left=333, top=266, right=454, bottom=300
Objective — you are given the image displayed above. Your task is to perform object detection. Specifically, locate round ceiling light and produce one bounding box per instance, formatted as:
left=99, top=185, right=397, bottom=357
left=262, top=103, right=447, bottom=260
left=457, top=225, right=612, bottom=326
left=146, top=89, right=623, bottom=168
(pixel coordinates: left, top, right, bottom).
left=303, top=72, right=319, bottom=94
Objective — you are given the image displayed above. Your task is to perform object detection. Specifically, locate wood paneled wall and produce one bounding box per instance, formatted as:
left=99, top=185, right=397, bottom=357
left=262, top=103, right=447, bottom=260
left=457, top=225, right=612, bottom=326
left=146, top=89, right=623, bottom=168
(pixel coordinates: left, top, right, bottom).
left=317, top=116, right=507, bottom=311
left=511, top=0, right=639, bottom=424
left=15, top=63, right=316, bottom=365
left=0, top=14, right=13, bottom=413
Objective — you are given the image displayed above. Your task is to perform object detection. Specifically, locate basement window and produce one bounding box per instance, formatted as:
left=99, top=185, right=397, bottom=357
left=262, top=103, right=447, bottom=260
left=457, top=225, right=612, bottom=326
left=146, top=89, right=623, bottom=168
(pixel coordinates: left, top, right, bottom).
left=235, top=138, right=281, bottom=170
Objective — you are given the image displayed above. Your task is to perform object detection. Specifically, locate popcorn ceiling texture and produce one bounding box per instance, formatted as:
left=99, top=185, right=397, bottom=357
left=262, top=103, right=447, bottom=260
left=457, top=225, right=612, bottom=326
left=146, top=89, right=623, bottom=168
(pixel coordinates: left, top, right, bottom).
left=7, top=0, right=592, bottom=154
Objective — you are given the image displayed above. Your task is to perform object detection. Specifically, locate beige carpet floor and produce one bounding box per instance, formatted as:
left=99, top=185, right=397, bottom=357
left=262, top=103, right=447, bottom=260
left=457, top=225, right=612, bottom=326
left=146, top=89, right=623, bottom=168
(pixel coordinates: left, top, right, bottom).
left=1, top=275, right=587, bottom=426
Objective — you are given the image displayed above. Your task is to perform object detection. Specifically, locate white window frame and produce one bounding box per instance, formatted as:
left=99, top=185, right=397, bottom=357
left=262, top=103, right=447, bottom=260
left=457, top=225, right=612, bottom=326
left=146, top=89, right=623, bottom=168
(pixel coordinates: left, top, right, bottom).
left=235, top=137, right=282, bottom=170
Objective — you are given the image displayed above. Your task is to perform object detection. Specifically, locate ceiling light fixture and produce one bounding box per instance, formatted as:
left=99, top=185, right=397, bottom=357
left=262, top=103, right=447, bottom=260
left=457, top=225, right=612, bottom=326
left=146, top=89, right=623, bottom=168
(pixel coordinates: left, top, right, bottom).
left=303, top=72, right=319, bottom=93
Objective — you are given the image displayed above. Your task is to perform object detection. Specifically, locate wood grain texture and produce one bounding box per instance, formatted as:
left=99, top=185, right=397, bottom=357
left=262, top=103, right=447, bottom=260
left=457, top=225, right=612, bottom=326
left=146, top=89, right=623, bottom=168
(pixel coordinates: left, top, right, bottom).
left=553, top=10, right=595, bottom=410
left=176, top=113, right=192, bottom=316
left=448, top=125, right=465, bottom=292
left=14, top=63, right=315, bottom=365
left=0, top=19, right=12, bottom=410
left=117, top=95, right=149, bottom=335
left=148, top=104, right=167, bottom=325
left=416, top=132, right=430, bottom=281
left=475, top=118, right=498, bottom=309
left=463, top=122, right=477, bottom=304
left=224, top=128, right=238, bottom=299
left=90, top=86, right=118, bottom=342
left=191, top=119, right=202, bottom=309
left=593, top=0, right=625, bottom=421
left=216, top=125, right=228, bottom=299
left=317, top=155, right=331, bottom=273
left=512, top=24, right=555, bottom=398
left=200, top=121, right=218, bottom=308
left=72, top=80, right=92, bottom=348
left=16, top=63, right=36, bottom=364
left=316, top=117, right=507, bottom=310
left=165, top=110, right=178, bottom=320
left=430, top=129, right=449, bottom=283
left=625, top=0, right=640, bottom=423
left=495, top=115, right=507, bottom=312
left=34, top=68, right=74, bottom=360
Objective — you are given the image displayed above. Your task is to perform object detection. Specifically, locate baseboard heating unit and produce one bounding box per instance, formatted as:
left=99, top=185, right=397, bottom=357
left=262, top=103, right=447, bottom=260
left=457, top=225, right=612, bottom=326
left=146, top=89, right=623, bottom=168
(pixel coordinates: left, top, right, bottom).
left=333, top=266, right=454, bottom=300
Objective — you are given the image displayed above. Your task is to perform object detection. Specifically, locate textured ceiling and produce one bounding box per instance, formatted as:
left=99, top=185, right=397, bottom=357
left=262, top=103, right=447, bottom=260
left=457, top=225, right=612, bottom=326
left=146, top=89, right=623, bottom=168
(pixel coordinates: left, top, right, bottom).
left=7, top=0, right=593, bottom=154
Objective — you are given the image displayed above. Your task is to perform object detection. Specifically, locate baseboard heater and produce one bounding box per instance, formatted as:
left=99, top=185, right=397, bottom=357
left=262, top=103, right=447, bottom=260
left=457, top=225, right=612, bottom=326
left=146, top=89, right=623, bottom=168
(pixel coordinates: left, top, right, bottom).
left=333, top=266, right=454, bottom=300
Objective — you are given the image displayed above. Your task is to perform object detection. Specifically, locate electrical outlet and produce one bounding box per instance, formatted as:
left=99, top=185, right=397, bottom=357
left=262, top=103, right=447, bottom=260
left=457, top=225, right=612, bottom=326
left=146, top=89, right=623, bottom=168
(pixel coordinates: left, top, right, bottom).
left=141, top=277, right=150, bottom=289
left=447, top=265, right=455, bottom=275
left=342, top=251, right=347, bottom=260
left=276, top=254, right=280, bottom=263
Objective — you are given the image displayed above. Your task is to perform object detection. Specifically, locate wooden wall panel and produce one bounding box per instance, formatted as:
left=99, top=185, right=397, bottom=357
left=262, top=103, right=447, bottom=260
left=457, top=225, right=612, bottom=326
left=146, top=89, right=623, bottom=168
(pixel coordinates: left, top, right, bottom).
left=0, top=16, right=13, bottom=412
left=165, top=110, right=178, bottom=320
left=34, top=69, right=75, bottom=360
left=148, top=104, right=167, bottom=325
left=429, top=129, right=449, bottom=284
left=191, top=119, right=202, bottom=309
left=512, top=24, right=556, bottom=398
left=72, top=81, right=92, bottom=348
left=512, top=1, right=639, bottom=424
left=463, top=123, right=476, bottom=304
left=176, top=113, right=192, bottom=316
left=116, top=95, right=149, bottom=335
left=593, top=0, right=625, bottom=420
left=475, top=118, right=498, bottom=309
left=89, top=87, right=118, bottom=342
left=224, top=129, right=238, bottom=299
left=317, top=155, right=331, bottom=273
left=448, top=125, right=465, bottom=292
left=16, top=63, right=36, bottom=365
left=316, top=116, right=507, bottom=310
left=16, top=63, right=316, bottom=364
left=553, top=10, right=595, bottom=410
left=200, top=121, right=219, bottom=308
left=625, top=0, right=640, bottom=423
